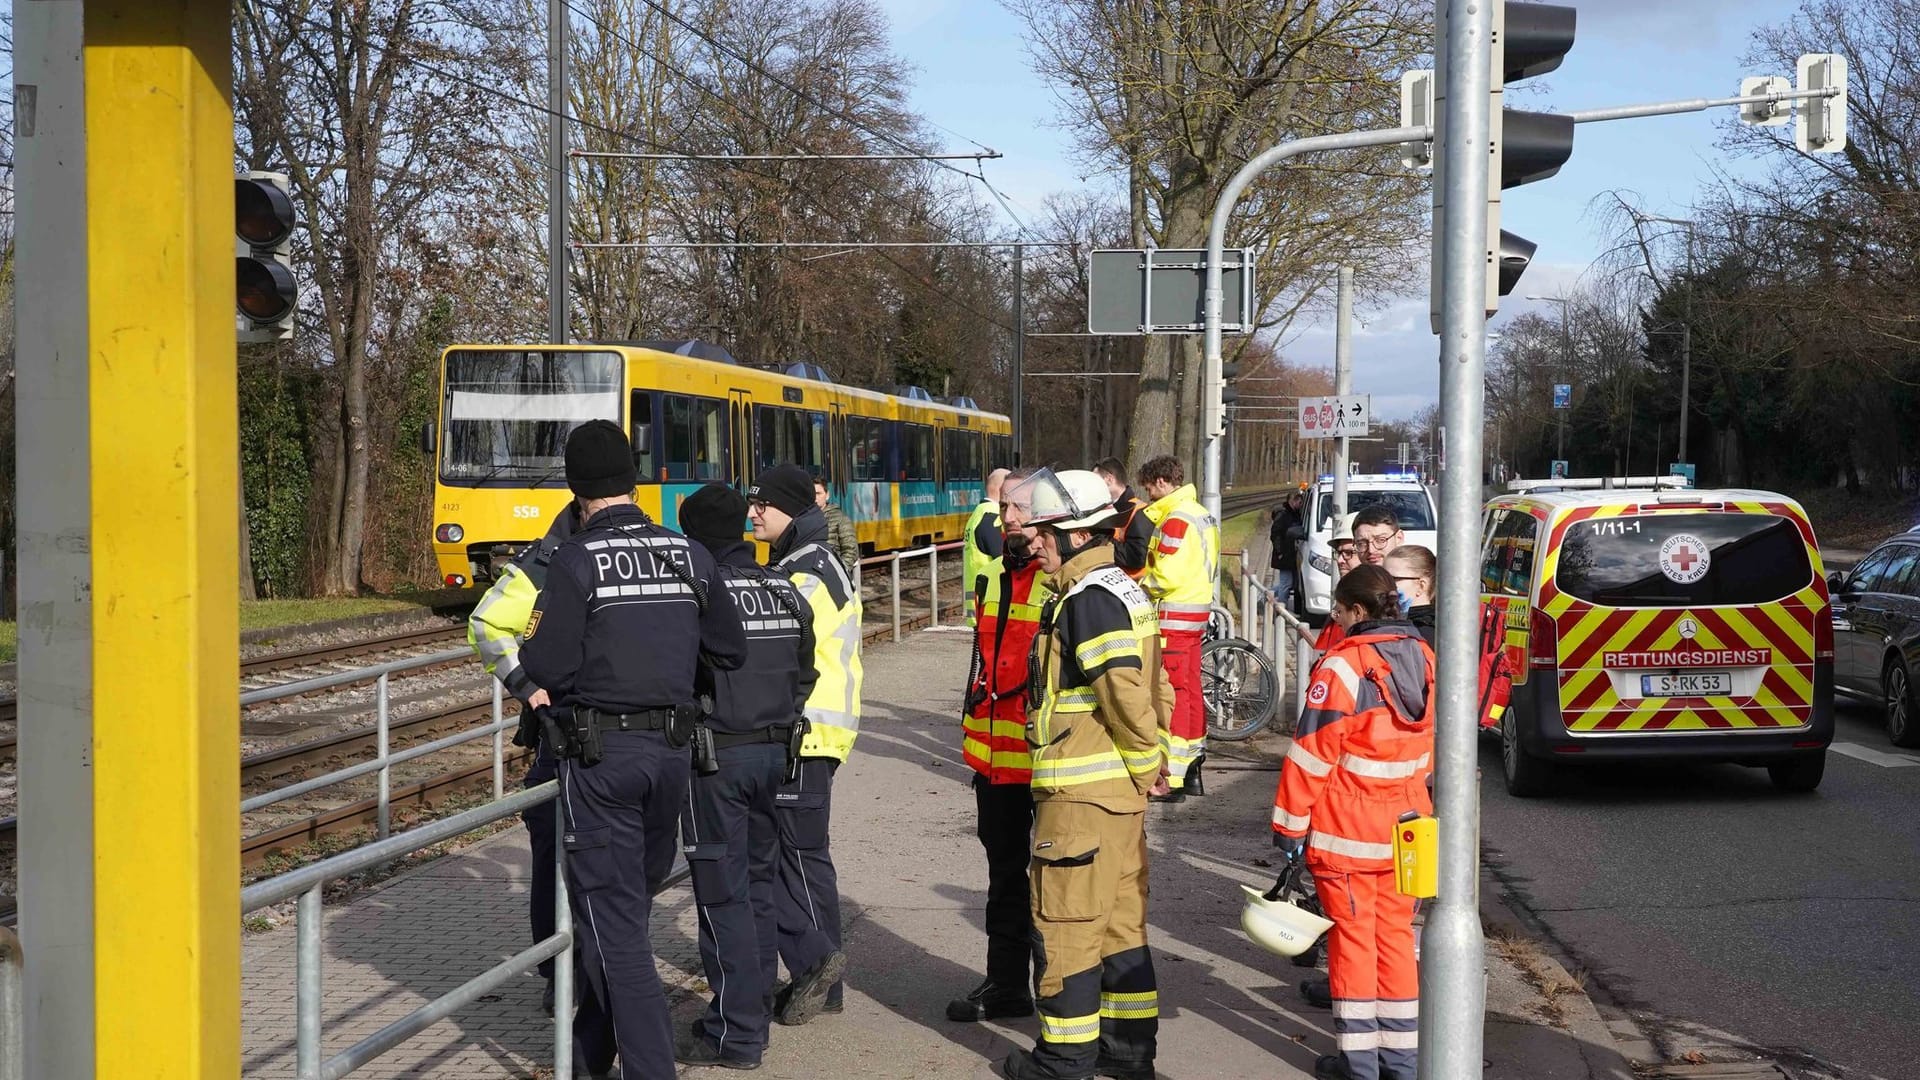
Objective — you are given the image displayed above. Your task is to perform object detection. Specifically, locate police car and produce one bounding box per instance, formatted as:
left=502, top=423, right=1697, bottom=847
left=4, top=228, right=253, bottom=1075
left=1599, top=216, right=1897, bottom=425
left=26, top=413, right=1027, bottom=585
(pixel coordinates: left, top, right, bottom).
left=1295, top=471, right=1438, bottom=621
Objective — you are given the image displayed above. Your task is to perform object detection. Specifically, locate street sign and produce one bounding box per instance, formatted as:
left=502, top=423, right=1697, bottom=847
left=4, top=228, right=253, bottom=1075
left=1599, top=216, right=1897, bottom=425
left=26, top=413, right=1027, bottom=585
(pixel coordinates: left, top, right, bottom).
left=1087, top=248, right=1255, bottom=334
left=1669, top=462, right=1697, bottom=486
left=1297, top=395, right=1371, bottom=439
left=1552, top=383, right=1572, bottom=409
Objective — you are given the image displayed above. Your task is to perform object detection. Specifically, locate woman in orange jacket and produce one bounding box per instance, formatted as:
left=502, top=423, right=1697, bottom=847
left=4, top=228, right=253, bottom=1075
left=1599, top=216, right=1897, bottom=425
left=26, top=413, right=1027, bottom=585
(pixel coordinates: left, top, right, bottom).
left=1270, top=564, right=1435, bottom=1080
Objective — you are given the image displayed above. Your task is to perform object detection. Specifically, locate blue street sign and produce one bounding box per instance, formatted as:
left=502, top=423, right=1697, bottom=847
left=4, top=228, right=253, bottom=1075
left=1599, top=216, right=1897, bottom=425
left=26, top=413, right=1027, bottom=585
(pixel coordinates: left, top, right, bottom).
left=1552, top=384, right=1572, bottom=409
left=1669, top=462, right=1697, bottom=486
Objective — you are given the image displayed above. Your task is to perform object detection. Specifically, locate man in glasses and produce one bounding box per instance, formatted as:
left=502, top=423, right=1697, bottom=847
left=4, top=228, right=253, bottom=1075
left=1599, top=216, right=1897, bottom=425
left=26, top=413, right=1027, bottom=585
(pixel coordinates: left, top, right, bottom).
left=1351, top=506, right=1404, bottom=568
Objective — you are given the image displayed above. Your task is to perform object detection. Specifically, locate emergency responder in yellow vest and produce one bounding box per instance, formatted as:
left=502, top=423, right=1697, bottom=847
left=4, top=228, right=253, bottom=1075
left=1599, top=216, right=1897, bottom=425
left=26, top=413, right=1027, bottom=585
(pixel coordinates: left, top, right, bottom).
left=962, top=468, right=1012, bottom=629
left=467, top=504, right=579, bottom=1017
left=998, top=469, right=1174, bottom=1080
left=949, top=466, right=1045, bottom=1023
left=749, top=463, right=863, bottom=1024
left=1138, top=455, right=1220, bottom=801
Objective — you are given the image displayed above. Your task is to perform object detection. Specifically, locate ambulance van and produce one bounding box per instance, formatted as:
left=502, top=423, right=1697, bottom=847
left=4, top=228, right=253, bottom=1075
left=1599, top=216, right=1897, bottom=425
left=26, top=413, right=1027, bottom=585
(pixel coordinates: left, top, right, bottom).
left=1480, top=482, right=1834, bottom=796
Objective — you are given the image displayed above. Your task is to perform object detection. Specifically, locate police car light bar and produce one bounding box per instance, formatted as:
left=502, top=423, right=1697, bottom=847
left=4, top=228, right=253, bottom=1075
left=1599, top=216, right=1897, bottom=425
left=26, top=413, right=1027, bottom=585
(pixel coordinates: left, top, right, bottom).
left=1507, top=474, right=1692, bottom=493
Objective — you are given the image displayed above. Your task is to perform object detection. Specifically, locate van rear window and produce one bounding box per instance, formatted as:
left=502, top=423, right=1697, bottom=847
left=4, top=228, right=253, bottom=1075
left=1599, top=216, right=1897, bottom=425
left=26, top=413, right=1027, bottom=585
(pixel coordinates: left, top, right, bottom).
left=1553, top=512, right=1812, bottom=607
left=1316, top=489, right=1435, bottom=531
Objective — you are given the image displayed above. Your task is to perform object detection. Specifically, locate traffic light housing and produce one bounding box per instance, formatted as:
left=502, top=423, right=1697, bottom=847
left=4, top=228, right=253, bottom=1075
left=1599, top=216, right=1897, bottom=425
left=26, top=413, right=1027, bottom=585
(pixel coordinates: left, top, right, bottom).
left=1220, top=356, right=1243, bottom=407
left=236, top=171, right=297, bottom=342
left=1430, top=2, right=1577, bottom=330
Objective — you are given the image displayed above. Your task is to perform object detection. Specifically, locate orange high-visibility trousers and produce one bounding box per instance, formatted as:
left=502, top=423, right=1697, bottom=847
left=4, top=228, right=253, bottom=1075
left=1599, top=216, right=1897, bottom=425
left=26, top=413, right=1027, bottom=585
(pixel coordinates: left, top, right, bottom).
left=1159, top=629, right=1205, bottom=787
left=1314, top=867, right=1419, bottom=1080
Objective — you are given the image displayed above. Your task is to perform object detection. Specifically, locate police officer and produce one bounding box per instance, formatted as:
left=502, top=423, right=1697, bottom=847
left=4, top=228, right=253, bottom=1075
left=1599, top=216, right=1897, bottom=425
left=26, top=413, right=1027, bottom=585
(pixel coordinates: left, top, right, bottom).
left=674, top=483, right=818, bottom=1071
left=1002, top=469, right=1174, bottom=1080
left=467, top=502, right=579, bottom=1016
left=519, top=420, right=748, bottom=1080
left=747, top=463, right=861, bottom=1026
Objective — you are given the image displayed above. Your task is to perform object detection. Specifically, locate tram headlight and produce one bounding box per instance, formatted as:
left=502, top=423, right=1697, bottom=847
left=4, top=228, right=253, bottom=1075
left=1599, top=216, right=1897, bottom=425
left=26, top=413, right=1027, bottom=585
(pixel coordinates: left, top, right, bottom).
left=435, top=523, right=465, bottom=544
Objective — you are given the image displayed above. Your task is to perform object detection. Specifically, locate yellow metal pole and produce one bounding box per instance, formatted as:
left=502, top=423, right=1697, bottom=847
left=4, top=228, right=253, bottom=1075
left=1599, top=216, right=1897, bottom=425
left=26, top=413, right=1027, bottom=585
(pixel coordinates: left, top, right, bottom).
left=84, top=2, right=239, bottom=1075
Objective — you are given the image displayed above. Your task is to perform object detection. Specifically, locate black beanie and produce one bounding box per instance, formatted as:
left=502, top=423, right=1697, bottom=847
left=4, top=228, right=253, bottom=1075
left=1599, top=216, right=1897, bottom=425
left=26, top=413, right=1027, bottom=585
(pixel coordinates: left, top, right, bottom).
left=565, top=419, right=638, bottom=498
left=749, top=464, right=815, bottom=518
left=679, top=483, right=748, bottom=550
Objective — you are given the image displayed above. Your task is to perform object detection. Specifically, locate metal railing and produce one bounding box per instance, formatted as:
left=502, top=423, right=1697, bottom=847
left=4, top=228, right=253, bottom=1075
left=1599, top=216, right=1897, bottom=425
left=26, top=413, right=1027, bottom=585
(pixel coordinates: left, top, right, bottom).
left=240, top=648, right=511, bottom=838
left=1, top=926, right=20, bottom=1080
left=1228, top=555, right=1319, bottom=724
left=241, top=783, right=594, bottom=1080
left=862, top=539, right=964, bottom=642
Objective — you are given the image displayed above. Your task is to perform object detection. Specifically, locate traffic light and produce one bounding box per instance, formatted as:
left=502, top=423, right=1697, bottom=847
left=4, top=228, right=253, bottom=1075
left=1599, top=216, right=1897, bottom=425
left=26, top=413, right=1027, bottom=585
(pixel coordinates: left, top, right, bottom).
left=1430, top=2, right=1577, bottom=330
left=236, top=171, right=297, bottom=342
left=1220, top=356, right=1243, bottom=409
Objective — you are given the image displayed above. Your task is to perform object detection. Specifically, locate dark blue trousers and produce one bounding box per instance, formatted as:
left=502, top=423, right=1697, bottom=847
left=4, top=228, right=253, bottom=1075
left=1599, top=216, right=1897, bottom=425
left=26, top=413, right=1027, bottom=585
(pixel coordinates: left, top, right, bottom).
left=682, top=741, right=785, bottom=1062
left=558, top=731, right=689, bottom=1080
left=774, top=757, right=843, bottom=1000
left=523, top=749, right=559, bottom=979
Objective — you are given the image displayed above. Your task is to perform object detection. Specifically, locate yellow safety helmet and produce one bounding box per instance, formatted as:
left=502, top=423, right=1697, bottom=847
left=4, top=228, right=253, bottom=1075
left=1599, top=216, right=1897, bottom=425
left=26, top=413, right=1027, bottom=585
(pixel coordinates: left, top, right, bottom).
left=1240, top=877, right=1333, bottom=959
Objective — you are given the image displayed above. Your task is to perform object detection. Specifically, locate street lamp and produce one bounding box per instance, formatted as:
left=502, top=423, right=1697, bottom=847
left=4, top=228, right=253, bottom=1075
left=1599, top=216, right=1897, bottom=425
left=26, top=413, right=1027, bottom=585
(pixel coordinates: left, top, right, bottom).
left=1632, top=212, right=1696, bottom=466
left=1525, top=293, right=1573, bottom=461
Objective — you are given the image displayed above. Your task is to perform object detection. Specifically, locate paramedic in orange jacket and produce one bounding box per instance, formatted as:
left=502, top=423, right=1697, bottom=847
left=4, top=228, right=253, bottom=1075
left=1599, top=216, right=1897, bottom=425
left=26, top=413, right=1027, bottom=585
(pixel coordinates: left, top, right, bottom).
left=1271, top=564, right=1435, bottom=1080
left=949, top=470, right=1047, bottom=1024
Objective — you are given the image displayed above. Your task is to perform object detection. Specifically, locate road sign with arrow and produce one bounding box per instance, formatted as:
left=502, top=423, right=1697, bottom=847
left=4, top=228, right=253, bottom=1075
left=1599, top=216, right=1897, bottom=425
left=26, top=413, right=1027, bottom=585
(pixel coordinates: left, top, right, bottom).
left=1298, top=394, right=1371, bottom=439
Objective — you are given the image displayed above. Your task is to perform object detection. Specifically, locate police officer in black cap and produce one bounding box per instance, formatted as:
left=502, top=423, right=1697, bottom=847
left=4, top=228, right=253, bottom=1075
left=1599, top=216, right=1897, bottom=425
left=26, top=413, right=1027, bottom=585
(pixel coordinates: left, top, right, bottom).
left=519, top=420, right=748, bottom=1080
left=673, top=482, right=819, bottom=1070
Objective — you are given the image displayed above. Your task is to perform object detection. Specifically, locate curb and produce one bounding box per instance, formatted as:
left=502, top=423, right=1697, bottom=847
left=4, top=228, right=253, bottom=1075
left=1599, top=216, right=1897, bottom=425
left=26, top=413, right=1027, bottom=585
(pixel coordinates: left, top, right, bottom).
left=1480, top=865, right=1645, bottom=1080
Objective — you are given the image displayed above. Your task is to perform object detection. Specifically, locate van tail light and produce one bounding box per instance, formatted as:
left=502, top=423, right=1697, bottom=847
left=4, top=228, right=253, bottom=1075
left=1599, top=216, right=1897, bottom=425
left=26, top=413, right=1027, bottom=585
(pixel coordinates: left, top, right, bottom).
left=1814, top=605, right=1835, bottom=662
left=1529, top=607, right=1559, bottom=669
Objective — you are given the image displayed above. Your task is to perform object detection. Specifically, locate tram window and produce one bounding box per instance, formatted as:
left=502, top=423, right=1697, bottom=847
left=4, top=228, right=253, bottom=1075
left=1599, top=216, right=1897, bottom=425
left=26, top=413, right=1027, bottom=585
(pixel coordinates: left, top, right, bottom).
left=661, top=394, right=726, bottom=481
left=756, top=405, right=813, bottom=471
left=630, top=391, right=656, bottom=481
left=902, top=423, right=935, bottom=481
left=808, top=411, right=828, bottom=476
left=942, top=429, right=982, bottom=483
left=850, top=416, right=886, bottom=481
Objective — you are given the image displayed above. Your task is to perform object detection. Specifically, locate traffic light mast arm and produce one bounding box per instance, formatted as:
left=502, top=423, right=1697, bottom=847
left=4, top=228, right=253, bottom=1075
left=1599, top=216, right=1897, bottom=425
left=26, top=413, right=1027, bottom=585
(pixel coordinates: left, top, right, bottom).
left=1565, top=85, right=1841, bottom=124
left=1197, top=123, right=1432, bottom=525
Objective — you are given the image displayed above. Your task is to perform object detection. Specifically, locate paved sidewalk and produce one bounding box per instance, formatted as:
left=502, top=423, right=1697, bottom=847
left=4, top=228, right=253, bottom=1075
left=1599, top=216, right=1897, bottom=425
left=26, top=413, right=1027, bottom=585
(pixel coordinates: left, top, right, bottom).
left=241, top=625, right=1636, bottom=1079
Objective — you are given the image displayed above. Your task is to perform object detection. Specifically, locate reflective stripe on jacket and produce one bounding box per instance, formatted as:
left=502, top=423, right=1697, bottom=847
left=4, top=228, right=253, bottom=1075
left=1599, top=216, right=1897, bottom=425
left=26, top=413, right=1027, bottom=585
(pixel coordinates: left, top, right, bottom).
left=965, top=556, right=1046, bottom=783
left=1272, top=624, right=1435, bottom=873
left=1026, top=547, right=1174, bottom=808
left=962, top=500, right=1002, bottom=628
left=779, top=539, right=864, bottom=761
left=1141, top=483, right=1219, bottom=632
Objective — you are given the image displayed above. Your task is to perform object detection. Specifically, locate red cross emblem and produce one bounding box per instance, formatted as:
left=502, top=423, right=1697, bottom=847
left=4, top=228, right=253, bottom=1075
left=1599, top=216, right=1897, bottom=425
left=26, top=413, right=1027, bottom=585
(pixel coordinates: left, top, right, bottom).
left=1670, top=545, right=1699, bottom=572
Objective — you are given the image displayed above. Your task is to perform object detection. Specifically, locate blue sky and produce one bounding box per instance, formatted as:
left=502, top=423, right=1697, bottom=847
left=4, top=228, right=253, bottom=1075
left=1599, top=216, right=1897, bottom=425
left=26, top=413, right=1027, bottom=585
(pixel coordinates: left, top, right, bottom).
left=876, top=0, right=1811, bottom=420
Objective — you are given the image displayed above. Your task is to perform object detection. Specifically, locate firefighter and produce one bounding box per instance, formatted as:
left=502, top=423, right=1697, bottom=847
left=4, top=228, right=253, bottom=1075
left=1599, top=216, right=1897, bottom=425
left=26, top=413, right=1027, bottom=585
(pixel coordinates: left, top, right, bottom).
left=748, top=463, right=863, bottom=1025
left=466, top=503, right=580, bottom=1016
left=518, top=421, right=749, bottom=1080
left=999, top=469, right=1174, bottom=1080
left=948, top=467, right=1044, bottom=1024
left=1271, top=563, right=1435, bottom=1080
left=962, top=467, right=1012, bottom=629
left=1136, top=455, right=1219, bottom=800
left=674, top=483, right=818, bottom=1070
left=1092, top=457, right=1152, bottom=578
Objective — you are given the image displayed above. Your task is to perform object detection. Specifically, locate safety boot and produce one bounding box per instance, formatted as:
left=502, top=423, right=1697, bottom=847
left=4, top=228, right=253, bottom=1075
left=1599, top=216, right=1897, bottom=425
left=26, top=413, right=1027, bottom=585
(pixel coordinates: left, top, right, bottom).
left=673, top=1034, right=761, bottom=1071
left=1094, top=1053, right=1157, bottom=1080
left=1300, top=975, right=1332, bottom=1009
left=946, top=977, right=1036, bottom=1022
left=1314, top=1053, right=1359, bottom=1079
left=998, top=1048, right=1091, bottom=1080
left=1186, top=754, right=1207, bottom=796
left=774, top=950, right=847, bottom=1027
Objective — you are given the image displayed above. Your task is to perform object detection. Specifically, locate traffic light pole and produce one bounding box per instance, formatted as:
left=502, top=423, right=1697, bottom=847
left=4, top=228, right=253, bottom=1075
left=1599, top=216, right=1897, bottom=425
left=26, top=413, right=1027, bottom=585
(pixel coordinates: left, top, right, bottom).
left=1425, top=0, right=1494, bottom=1076
left=1332, top=266, right=1354, bottom=516
left=1200, top=126, right=1430, bottom=527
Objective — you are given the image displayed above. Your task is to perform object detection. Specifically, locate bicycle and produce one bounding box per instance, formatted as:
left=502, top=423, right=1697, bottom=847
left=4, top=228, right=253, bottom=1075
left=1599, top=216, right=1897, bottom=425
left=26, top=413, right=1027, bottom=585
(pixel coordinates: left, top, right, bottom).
left=1200, top=605, right=1279, bottom=742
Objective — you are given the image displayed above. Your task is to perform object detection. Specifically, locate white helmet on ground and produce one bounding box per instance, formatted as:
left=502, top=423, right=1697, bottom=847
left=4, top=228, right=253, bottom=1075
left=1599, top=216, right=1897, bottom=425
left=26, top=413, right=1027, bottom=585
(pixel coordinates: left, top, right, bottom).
left=1011, top=468, right=1117, bottom=531
left=1240, top=866, right=1333, bottom=958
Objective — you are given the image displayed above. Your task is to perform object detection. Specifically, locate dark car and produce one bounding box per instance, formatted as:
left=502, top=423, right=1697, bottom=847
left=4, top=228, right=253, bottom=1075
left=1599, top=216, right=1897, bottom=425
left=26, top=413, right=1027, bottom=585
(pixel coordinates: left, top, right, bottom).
left=1829, top=531, right=1920, bottom=747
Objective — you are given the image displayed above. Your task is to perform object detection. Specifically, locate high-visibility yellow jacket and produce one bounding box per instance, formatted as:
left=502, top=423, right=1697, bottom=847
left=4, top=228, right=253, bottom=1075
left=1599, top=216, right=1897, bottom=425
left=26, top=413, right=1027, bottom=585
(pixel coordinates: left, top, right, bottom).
left=1141, top=483, right=1219, bottom=634
left=775, top=509, right=864, bottom=762
left=961, top=499, right=1003, bottom=629
left=1025, top=546, right=1174, bottom=810
left=467, top=512, right=575, bottom=703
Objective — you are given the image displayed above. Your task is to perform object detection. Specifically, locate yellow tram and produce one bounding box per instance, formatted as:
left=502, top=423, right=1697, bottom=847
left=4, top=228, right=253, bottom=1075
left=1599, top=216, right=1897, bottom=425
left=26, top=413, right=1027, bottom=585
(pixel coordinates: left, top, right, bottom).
left=424, top=342, right=1013, bottom=586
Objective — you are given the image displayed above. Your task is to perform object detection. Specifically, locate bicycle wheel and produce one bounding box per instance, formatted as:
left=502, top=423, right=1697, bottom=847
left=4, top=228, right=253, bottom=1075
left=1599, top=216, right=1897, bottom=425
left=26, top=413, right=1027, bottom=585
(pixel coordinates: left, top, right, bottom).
left=1201, top=636, right=1277, bottom=741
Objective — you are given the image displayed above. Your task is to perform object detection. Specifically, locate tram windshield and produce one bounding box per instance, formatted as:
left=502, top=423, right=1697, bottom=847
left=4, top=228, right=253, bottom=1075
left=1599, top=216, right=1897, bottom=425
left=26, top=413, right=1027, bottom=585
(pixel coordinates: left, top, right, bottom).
left=439, top=350, right=623, bottom=485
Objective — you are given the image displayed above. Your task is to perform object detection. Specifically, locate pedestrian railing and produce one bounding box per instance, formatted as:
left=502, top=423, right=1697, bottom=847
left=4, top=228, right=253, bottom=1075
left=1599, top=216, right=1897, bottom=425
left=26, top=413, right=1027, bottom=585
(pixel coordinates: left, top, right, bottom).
left=1232, top=562, right=1319, bottom=724
left=241, top=648, right=516, bottom=840
left=862, top=539, right=964, bottom=642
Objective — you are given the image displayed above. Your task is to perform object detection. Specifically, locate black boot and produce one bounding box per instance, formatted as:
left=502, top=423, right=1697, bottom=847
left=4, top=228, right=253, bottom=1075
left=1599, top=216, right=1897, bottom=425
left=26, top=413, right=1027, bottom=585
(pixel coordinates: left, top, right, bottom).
left=999, top=1048, right=1089, bottom=1080
left=946, top=977, right=1035, bottom=1022
left=775, top=950, right=847, bottom=1027
left=1300, top=975, right=1332, bottom=1009
left=1094, top=1053, right=1157, bottom=1080
left=1186, top=753, right=1207, bottom=797
left=674, top=1034, right=761, bottom=1071
left=1314, top=1053, right=1359, bottom=1079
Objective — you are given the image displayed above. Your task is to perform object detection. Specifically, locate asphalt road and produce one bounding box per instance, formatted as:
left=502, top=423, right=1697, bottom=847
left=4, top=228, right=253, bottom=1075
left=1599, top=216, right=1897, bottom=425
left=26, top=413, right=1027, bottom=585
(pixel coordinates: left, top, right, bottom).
left=1480, top=697, right=1920, bottom=1080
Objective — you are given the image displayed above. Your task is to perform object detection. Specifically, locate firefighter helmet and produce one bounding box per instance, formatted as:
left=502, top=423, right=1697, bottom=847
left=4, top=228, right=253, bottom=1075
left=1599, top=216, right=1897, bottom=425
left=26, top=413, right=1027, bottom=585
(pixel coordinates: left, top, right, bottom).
left=1012, top=469, right=1117, bottom=531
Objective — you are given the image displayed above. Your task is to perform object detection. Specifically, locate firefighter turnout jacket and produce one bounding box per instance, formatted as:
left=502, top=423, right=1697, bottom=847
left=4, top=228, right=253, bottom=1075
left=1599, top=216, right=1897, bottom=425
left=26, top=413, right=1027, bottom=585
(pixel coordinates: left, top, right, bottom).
left=1272, top=622, right=1435, bottom=872
left=519, top=503, right=748, bottom=712
left=1026, top=546, right=1175, bottom=808
left=468, top=507, right=578, bottom=704
left=705, top=540, right=818, bottom=734
left=773, top=505, right=864, bottom=761
left=964, top=550, right=1046, bottom=784
left=1140, top=483, right=1219, bottom=634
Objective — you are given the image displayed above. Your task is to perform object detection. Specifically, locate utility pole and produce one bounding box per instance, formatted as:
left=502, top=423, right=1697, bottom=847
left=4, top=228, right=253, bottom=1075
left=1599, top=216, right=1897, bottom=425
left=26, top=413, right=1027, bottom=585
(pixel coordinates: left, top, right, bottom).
left=1333, top=266, right=1354, bottom=515
left=1012, top=243, right=1025, bottom=464
left=1528, top=293, right=1573, bottom=462
left=1634, top=212, right=1699, bottom=465
left=548, top=0, right=569, bottom=344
